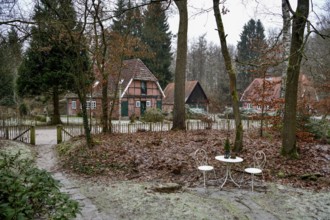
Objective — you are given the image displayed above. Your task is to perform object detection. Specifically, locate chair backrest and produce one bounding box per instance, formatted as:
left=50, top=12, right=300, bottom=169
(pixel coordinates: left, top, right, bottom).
left=193, top=149, right=209, bottom=167
left=253, top=150, right=266, bottom=169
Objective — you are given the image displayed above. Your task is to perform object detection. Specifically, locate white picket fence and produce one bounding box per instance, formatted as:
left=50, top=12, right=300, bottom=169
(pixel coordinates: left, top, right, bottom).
left=59, top=119, right=264, bottom=142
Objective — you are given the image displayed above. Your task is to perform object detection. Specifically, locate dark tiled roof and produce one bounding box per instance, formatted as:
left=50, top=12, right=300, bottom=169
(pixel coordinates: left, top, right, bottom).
left=163, top=80, right=200, bottom=104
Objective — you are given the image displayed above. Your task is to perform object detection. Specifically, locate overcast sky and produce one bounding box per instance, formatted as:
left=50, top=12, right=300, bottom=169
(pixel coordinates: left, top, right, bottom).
left=168, top=0, right=326, bottom=47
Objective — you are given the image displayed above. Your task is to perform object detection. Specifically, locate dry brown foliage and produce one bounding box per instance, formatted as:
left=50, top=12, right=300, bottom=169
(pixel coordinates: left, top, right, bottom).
left=59, top=129, right=330, bottom=191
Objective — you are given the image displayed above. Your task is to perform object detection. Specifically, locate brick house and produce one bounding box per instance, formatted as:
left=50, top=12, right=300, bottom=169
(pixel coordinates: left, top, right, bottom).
left=66, top=59, right=165, bottom=119
left=162, top=80, right=209, bottom=113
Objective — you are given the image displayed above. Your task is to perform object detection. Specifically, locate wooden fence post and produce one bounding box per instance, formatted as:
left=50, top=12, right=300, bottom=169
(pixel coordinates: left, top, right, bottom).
left=57, top=125, right=62, bottom=144
left=30, top=125, right=35, bottom=145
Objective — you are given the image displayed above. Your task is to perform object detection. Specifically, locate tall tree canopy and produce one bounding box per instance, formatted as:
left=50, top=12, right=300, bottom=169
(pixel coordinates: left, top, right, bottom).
left=141, top=2, right=172, bottom=88
left=17, top=0, right=81, bottom=124
left=112, top=0, right=143, bottom=38
left=236, top=19, right=267, bottom=94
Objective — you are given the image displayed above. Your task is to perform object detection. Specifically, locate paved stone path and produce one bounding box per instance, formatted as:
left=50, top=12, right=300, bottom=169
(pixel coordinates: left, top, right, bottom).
left=35, top=127, right=108, bottom=220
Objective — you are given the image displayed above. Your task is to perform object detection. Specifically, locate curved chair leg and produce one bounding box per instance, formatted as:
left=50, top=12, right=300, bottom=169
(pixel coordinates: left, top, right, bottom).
left=251, top=173, right=254, bottom=192
left=203, top=171, right=206, bottom=188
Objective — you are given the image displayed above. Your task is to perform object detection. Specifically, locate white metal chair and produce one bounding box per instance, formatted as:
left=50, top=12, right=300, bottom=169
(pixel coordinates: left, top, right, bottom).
left=244, top=150, right=266, bottom=191
left=193, top=149, right=216, bottom=188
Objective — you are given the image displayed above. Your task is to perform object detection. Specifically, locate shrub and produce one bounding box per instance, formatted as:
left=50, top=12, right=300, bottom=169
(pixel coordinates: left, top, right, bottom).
left=19, top=103, right=28, bottom=117
left=306, top=118, right=330, bottom=144
left=0, top=151, right=80, bottom=220
left=141, top=108, right=164, bottom=122
left=129, top=113, right=137, bottom=123
left=34, top=115, right=47, bottom=122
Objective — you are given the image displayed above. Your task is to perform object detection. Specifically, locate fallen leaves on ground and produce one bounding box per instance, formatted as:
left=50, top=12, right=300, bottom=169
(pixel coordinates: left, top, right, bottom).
left=58, top=129, right=330, bottom=191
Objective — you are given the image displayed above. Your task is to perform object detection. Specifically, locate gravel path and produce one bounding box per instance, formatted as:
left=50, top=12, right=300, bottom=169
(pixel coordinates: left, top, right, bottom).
left=32, top=127, right=330, bottom=220
left=35, top=128, right=110, bottom=220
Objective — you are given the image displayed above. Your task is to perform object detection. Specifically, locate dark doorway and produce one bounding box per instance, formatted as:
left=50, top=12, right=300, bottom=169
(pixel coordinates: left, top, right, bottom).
left=140, top=101, right=146, bottom=115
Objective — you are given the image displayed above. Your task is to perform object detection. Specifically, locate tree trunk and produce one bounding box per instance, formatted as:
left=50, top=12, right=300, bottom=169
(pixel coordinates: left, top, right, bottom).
left=77, top=88, right=93, bottom=148
left=172, top=0, right=188, bottom=130
left=51, top=86, right=62, bottom=125
left=213, top=0, right=243, bottom=152
left=281, top=0, right=309, bottom=158
left=102, top=79, right=108, bottom=132
left=280, top=0, right=292, bottom=98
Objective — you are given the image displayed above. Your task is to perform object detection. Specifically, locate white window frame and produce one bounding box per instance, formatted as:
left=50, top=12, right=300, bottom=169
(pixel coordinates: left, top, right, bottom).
left=146, top=100, right=151, bottom=107
left=72, top=100, right=76, bottom=110
left=91, top=101, right=96, bottom=109
left=86, top=101, right=91, bottom=109
left=136, top=101, right=140, bottom=107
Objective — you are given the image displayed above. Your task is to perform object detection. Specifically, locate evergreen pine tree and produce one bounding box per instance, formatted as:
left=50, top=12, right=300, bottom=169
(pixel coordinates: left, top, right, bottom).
left=112, top=0, right=143, bottom=38
left=141, top=2, right=172, bottom=88
left=112, top=0, right=129, bottom=35
left=236, top=19, right=266, bottom=94
left=17, top=0, right=81, bottom=124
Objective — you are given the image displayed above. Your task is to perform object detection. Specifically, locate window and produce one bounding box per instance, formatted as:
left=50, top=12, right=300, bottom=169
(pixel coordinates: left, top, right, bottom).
left=146, top=100, right=151, bottom=107
left=141, top=81, right=147, bottom=95
left=85, top=100, right=96, bottom=109
left=91, top=101, right=96, bottom=109
left=72, top=100, right=76, bottom=110
left=136, top=101, right=141, bottom=107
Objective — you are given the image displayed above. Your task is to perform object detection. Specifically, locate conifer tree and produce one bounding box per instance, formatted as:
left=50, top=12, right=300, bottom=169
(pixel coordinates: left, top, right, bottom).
left=112, top=0, right=143, bottom=38
left=112, top=0, right=128, bottom=35
left=141, top=2, right=172, bottom=88
left=236, top=19, right=267, bottom=94
left=17, top=0, right=83, bottom=124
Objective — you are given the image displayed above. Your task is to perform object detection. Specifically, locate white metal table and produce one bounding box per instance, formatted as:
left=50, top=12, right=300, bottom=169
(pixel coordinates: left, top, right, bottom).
left=215, top=155, right=243, bottom=188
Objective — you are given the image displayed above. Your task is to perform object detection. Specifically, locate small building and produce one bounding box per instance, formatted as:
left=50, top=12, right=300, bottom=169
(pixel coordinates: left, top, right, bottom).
left=162, top=80, right=209, bottom=113
left=240, top=75, right=318, bottom=112
left=66, top=59, right=165, bottom=119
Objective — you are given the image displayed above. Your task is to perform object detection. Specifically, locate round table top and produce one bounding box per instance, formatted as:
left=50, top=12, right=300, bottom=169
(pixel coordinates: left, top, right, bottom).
left=215, top=155, right=243, bottom=163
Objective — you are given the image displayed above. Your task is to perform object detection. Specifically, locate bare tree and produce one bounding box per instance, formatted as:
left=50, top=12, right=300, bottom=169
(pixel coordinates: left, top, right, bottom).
left=280, top=0, right=292, bottom=98
left=281, top=0, right=309, bottom=158
left=213, top=0, right=243, bottom=152
left=172, top=0, right=187, bottom=130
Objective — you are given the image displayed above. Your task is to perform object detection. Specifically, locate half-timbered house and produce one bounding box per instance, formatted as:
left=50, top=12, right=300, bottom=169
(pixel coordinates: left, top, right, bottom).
left=66, top=59, right=165, bottom=119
